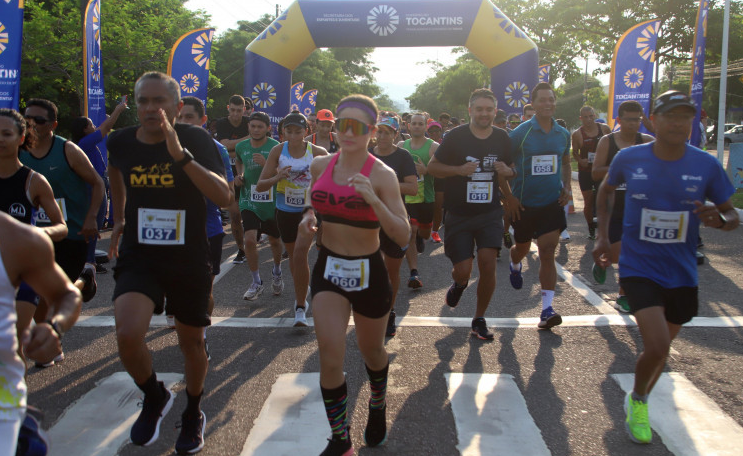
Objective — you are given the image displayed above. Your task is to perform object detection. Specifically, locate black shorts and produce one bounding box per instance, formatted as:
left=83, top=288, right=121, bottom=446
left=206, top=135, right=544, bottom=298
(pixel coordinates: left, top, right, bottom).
left=444, top=209, right=504, bottom=265
left=512, top=201, right=567, bottom=244
left=406, top=202, right=434, bottom=227
left=241, top=210, right=280, bottom=239
left=434, top=177, right=445, bottom=192
left=379, top=229, right=406, bottom=259
left=619, top=276, right=698, bottom=325
left=113, top=254, right=212, bottom=327
left=311, top=247, right=392, bottom=319
left=276, top=209, right=303, bottom=244
left=609, top=217, right=623, bottom=244
left=16, top=282, right=39, bottom=306
left=578, top=170, right=599, bottom=192
left=54, top=238, right=88, bottom=281
left=208, top=232, right=225, bottom=276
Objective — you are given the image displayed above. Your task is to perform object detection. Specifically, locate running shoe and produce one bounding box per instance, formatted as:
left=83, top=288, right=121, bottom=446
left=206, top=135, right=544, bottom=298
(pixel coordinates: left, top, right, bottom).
left=204, top=338, right=211, bottom=362
left=592, top=262, right=606, bottom=284
left=243, top=282, right=264, bottom=301
left=272, top=271, right=284, bottom=296
left=471, top=317, right=494, bottom=340
left=503, top=231, right=513, bottom=249
left=431, top=231, right=442, bottom=243
left=232, top=250, right=246, bottom=264
left=166, top=315, right=176, bottom=329
left=624, top=393, right=652, bottom=444
left=95, top=262, right=108, bottom=274
left=80, top=267, right=97, bottom=302
left=16, top=408, right=49, bottom=456
left=415, top=235, right=425, bottom=254
left=560, top=229, right=571, bottom=241
left=294, top=301, right=309, bottom=327
left=364, top=405, right=387, bottom=447
left=445, top=282, right=467, bottom=308
left=509, top=263, right=523, bottom=289
left=130, top=384, right=174, bottom=446
left=175, top=410, right=206, bottom=454
left=615, top=296, right=631, bottom=314
left=385, top=310, right=397, bottom=337
left=34, top=352, right=64, bottom=369
left=319, top=436, right=353, bottom=456
left=538, top=306, right=562, bottom=329
left=588, top=224, right=597, bottom=240
left=407, top=274, right=423, bottom=289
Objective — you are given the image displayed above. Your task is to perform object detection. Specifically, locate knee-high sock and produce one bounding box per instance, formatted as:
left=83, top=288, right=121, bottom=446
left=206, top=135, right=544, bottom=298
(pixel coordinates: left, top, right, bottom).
left=366, top=363, right=389, bottom=410
left=321, top=382, right=350, bottom=440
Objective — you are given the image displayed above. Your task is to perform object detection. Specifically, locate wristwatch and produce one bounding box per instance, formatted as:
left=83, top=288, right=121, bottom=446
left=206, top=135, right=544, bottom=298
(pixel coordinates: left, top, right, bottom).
left=46, top=319, right=64, bottom=339
left=173, top=148, right=194, bottom=169
left=718, top=212, right=728, bottom=228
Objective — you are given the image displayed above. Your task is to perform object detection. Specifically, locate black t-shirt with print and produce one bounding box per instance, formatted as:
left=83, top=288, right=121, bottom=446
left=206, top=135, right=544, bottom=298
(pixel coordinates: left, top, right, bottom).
left=372, top=147, right=417, bottom=183
left=214, top=116, right=249, bottom=141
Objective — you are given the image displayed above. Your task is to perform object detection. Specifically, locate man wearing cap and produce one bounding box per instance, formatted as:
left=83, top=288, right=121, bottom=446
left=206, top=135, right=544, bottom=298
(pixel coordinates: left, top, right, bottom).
left=306, top=112, right=317, bottom=135
left=306, top=109, right=339, bottom=153
left=398, top=113, right=439, bottom=289
left=493, top=109, right=508, bottom=130
left=507, top=114, right=521, bottom=131
left=593, top=90, right=739, bottom=445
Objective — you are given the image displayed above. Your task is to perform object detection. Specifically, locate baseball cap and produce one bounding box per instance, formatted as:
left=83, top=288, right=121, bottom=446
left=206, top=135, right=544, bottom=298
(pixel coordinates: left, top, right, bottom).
left=652, top=90, right=696, bottom=115
left=317, top=109, right=335, bottom=122
left=427, top=121, right=442, bottom=130
left=377, top=115, right=399, bottom=131
left=282, top=112, right=308, bottom=129
left=495, top=109, right=508, bottom=122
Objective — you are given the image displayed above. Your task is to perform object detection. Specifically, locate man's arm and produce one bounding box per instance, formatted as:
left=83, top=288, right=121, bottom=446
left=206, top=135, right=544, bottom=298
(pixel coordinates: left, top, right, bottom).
left=591, top=135, right=611, bottom=182
left=65, top=141, right=105, bottom=241
left=219, top=136, right=250, bottom=152
left=107, top=164, right=126, bottom=259
left=427, top=156, right=477, bottom=178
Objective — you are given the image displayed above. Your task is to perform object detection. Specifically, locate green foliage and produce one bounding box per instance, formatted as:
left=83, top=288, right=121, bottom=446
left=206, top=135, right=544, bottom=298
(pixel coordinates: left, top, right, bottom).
left=554, top=76, right=608, bottom=129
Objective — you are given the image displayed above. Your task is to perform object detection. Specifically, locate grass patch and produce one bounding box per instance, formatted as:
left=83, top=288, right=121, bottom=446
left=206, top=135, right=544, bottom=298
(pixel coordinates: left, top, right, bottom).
left=732, top=188, right=743, bottom=209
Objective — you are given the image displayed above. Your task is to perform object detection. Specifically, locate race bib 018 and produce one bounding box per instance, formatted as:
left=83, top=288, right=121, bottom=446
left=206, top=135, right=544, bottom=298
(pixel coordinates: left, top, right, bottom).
left=323, top=256, right=370, bottom=292
left=137, top=208, right=186, bottom=245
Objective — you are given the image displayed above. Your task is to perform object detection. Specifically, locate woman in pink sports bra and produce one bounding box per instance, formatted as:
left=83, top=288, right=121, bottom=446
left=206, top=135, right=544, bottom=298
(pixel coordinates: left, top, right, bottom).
left=298, top=95, right=409, bottom=455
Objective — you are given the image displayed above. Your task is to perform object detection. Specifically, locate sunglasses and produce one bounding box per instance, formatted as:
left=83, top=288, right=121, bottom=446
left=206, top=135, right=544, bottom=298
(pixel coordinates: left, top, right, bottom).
left=24, top=115, right=50, bottom=125
left=337, top=117, right=374, bottom=136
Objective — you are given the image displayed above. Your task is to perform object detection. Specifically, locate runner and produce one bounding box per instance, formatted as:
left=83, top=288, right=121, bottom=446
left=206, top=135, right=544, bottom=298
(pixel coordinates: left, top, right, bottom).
left=307, top=111, right=318, bottom=135
left=20, top=99, right=105, bottom=311
left=371, top=114, right=417, bottom=337
left=215, top=95, right=252, bottom=264
left=176, top=96, right=235, bottom=354
left=593, top=90, right=739, bottom=444
left=107, top=72, right=230, bottom=454
left=493, top=109, right=508, bottom=129
left=507, top=114, right=521, bottom=131
left=427, top=88, right=515, bottom=340
left=300, top=94, right=409, bottom=455
left=591, top=101, right=653, bottom=313
left=306, top=109, right=339, bottom=153
left=522, top=104, right=535, bottom=122
left=572, top=106, right=611, bottom=239
left=234, top=111, right=283, bottom=305
left=257, top=112, right=327, bottom=326
left=0, top=212, right=81, bottom=456
left=427, top=121, right=445, bottom=244
left=507, top=82, right=571, bottom=329
left=399, top=113, right=438, bottom=289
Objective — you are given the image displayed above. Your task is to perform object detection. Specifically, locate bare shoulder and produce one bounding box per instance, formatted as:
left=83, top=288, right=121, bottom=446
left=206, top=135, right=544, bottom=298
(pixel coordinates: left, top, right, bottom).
left=371, top=159, right=397, bottom=183
left=601, top=123, right=612, bottom=134
left=310, top=154, right=333, bottom=177
left=311, top=143, right=329, bottom=157
left=0, top=214, right=52, bottom=283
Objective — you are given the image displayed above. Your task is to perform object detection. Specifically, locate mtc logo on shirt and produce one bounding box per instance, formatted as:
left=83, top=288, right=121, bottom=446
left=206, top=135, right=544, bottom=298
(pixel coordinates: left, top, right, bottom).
left=130, top=163, right=175, bottom=188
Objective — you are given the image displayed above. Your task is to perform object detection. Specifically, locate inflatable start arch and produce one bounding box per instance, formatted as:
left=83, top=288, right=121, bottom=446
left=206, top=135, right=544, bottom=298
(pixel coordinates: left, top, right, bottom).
left=244, top=0, right=538, bottom=126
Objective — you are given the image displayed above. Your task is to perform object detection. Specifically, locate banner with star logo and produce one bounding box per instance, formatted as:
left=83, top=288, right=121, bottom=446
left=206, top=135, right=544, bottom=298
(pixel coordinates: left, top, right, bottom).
left=84, top=0, right=106, bottom=126
left=167, top=28, right=214, bottom=115
left=689, top=0, right=709, bottom=147
left=0, top=0, right=24, bottom=110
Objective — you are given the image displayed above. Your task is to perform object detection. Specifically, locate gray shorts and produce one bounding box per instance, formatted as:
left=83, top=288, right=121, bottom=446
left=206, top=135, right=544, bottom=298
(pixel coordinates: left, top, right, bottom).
left=443, top=208, right=504, bottom=265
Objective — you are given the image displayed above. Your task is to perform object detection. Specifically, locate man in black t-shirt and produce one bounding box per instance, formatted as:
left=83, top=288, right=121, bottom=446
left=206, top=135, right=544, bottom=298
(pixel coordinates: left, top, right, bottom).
left=428, top=89, right=516, bottom=340
left=108, top=72, right=230, bottom=454
left=214, top=94, right=253, bottom=263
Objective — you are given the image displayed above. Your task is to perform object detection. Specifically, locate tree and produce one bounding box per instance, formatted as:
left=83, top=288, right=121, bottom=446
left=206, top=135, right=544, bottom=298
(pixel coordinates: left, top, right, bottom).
left=554, top=76, right=608, bottom=129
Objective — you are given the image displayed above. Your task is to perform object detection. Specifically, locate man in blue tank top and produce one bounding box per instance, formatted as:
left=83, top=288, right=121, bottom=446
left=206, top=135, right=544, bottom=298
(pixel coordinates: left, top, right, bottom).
left=594, top=90, right=739, bottom=445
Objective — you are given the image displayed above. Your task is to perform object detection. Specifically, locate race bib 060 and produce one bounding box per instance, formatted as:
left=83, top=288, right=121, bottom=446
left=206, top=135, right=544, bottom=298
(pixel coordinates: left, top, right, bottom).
left=531, top=155, right=557, bottom=175
left=137, top=208, right=186, bottom=245
left=639, top=208, right=688, bottom=244
left=323, top=256, right=370, bottom=292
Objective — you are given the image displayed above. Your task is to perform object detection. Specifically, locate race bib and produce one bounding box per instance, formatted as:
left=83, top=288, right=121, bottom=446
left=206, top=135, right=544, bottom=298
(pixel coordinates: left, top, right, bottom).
left=588, top=152, right=596, bottom=164
left=229, top=156, right=237, bottom=166
left=466, top=182, right=493, bottom=203
left=532, top=155, right=557, bottom=175
left=323, top=256, right=370, bottom=292
left=137, top=208, right=186, bottom=245
left=639, top=208, right=688, bottom=244
left=250, top=185, right=273, bottom=203
left=34, top=198, right=67, bottom=224
left=285, top=186, right=308, bottom=207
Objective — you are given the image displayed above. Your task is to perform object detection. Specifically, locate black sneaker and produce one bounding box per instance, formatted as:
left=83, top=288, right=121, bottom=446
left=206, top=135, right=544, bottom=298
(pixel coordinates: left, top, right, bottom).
left=95, top=262, right=108, bottom=274
left=175, top=410, right=206, bottom=454
left=503, top=231, right=513, bottom=249
left=233, top=250, right=247, bottom=264
left=80, top=267, right=97, bottom=302
left=445, top=282, right=467, bottom=308
left=320, top=436, right=353, bottom=456
left=204, top=338, right=211, bottom=362
left=407, top=274, right=423, bottom=289
left=588, top=224, right=597, bottom=240
left=385, top=310, right=396, bottom=337
left=415, top=235, right=425, bottom=254
left=471, top=317, right=494, bottom=340
left=364, top=405, right=387, bottom=447
left=130, top=384, right=174, bottom=446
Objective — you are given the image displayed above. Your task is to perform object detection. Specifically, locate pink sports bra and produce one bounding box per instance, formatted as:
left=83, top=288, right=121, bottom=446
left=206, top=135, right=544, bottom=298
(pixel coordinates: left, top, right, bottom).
left=311, top=152, right=380, bottom=229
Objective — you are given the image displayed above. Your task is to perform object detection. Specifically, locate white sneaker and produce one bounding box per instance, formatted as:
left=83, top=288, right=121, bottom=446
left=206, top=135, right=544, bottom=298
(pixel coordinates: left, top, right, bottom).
left=243, top=282, right=264, bottom=301
left=166, top=315, right=176, bottom=328
left=293, top=300, right=309, bottom=327
left=272, top=271, right=284, bottom=296
left=560, top=229, right=571, bottom=240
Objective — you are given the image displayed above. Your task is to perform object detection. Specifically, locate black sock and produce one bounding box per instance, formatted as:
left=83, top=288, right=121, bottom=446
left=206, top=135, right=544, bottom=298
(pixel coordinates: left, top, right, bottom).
left=410, top=269, right=418, bottom=276
left=185, top=389, right=203, bottom=417
left=136, top=372, right=164, bottom=401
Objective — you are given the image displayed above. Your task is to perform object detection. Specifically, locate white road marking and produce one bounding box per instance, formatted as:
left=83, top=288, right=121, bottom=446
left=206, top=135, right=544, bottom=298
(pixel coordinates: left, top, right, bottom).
left=240, top=373, right=330, bottom=456
left=446, top=373, right=550, bottom=456
left=48, top=372, right=182, bottom=456
left=612, top=373, right=743, bottom=456
left=213, top=252, right=237, bottom=284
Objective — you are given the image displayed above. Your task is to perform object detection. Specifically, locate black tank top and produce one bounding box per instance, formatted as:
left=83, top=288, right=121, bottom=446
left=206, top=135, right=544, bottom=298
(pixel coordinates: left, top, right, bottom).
left=311, top=133, right=339, bottom=153
left=0, top=166, right=35, bottom=225
left=607, top=132, right=643, bottom=219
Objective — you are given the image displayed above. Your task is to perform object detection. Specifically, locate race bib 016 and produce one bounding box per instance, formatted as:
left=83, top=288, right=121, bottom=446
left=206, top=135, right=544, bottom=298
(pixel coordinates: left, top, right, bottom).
left=250, top=185, right=273, bottom=203
left=532, top=155, right=557, bottom=175
left=137, top=208, right=186, bottom=245
left=639, top=208, right=689, bottom=244
left=466, top=182, right=493, bottom=203
left=323, top=256, right=370, bottom=292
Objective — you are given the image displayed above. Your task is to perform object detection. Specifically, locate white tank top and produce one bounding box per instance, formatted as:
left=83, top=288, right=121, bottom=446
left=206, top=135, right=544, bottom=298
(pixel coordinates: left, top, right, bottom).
left=0, top=242, right=26, bottom=421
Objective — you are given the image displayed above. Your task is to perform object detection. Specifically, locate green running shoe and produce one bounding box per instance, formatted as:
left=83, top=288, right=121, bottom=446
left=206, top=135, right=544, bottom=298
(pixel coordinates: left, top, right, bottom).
left=592, top=262, right=606, bottom=284
left=625, top=393, right=652, bottom=444
left=615, top=296, right=630, bottom=314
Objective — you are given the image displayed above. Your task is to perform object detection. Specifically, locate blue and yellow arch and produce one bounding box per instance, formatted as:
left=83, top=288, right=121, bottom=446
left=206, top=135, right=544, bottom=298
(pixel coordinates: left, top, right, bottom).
left=245, top=0, right=538, bottom=125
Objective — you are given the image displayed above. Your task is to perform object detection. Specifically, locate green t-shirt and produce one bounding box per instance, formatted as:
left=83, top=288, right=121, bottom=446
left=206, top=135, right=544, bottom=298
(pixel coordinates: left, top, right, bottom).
left=403, top=138, right=435, bottom=203
left=236, top=137, right=280, bottom=220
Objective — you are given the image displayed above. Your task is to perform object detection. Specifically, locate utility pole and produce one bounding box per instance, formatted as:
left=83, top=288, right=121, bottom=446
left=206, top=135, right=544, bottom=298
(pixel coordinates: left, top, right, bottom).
left=716, top=0, right=731, bottom=163
left=276, top=4, right=280, bottom=18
